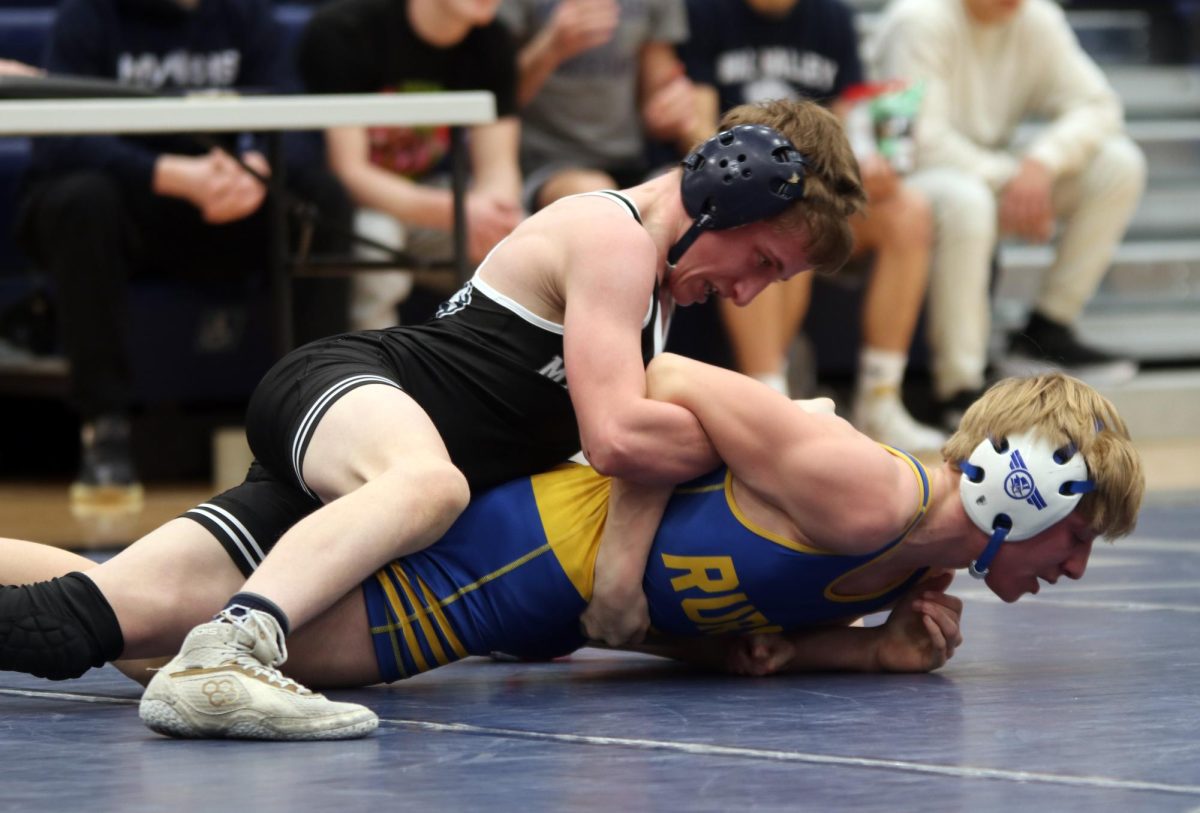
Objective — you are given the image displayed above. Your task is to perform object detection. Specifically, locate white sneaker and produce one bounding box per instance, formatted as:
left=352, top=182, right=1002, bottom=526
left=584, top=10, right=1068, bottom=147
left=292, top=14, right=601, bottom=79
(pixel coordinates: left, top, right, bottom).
left=854, top=393, right=948, bottom=453
left=139, top=609, right=378, bottom=741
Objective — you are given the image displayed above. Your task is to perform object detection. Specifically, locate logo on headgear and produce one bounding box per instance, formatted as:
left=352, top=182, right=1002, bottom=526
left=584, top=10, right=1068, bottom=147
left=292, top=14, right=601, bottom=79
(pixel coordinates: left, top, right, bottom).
left=1005, top=449, right=1047, bottom=509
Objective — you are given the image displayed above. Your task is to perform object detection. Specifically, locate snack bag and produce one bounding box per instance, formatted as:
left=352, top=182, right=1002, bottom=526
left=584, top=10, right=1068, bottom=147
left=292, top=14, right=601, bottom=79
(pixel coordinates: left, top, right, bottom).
left=840, top=80, right=925, bottom=174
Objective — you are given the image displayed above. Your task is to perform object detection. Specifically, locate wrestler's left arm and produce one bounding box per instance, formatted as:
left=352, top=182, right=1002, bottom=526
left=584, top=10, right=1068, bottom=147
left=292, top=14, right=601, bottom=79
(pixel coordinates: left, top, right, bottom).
left=644, top=353, right=919, bottom=556
left=581, top=477, right=672, bottom=647
left=634, top=572, right=964, bottom=675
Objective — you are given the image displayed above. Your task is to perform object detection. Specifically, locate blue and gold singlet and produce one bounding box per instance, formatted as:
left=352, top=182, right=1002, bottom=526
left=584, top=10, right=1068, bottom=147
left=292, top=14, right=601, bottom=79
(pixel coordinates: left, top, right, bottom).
left=362, top=449, right=931, bottom=682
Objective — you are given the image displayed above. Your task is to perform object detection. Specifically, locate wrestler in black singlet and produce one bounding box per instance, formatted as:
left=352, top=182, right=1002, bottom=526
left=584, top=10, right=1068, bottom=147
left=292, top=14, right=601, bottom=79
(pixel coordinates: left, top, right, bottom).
left=242, top=190, right=666, bottom=501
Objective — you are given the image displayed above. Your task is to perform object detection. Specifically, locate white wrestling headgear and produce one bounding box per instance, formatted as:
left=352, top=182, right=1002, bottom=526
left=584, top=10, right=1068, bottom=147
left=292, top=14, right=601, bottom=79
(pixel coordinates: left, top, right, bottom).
left=959, top=429, right=1095, bottom=579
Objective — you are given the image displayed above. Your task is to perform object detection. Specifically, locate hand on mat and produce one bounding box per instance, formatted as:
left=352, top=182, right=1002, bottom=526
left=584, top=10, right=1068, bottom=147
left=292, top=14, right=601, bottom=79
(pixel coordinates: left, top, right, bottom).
left=875, top=570, right=963, bottom=673
left=582, top=553, right=651, bottom=647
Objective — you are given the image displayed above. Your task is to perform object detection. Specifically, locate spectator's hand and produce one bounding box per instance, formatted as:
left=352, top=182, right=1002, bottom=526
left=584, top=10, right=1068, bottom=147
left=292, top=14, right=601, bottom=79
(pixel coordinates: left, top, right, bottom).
left=466, top=192, right=522, bottom=264
left=1000, top=156, right=1054, bottom=243
left=641, top=70, right=698, bottom=144
left=158, top=148, right=269, bottom=224
left=874, top=570, right=963, bottom=673
left=0, top=58, right=43, bottom=77
left=725, top=632, right=796, bottom=676
left=199, top=149, right=270, bottom=224
left=580, top=537, right=651, bottom=647
left=859, top=153, right=900, bottom=203
left=549, top=0, right=620, bottom=62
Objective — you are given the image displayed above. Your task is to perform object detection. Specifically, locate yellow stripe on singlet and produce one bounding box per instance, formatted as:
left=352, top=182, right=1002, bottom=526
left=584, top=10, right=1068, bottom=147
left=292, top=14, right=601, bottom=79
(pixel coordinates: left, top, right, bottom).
left=418, top=577, right=468, bottom=660
left=369, top=544, right=556, bottom=634
left=375, top=567, right=411, bottom=679
left=674, top=482, right=724, bottom=495
left=393, top=569, right=435, bottom=672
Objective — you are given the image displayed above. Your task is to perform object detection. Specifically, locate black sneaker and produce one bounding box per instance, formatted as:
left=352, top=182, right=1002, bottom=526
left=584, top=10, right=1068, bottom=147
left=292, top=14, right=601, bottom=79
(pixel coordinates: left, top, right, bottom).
left=70, top=415, right=143, bottom=515
left=1002, top=312, right=1138, bottom=385
left=936, top=388, right=985, bottom=433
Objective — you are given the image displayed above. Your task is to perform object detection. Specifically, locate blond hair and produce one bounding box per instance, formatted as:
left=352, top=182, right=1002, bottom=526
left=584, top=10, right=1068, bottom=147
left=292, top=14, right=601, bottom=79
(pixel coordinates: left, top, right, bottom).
left=943, top=374, right=1144, bottom=539
left=716, top=99, right=865, bottom=276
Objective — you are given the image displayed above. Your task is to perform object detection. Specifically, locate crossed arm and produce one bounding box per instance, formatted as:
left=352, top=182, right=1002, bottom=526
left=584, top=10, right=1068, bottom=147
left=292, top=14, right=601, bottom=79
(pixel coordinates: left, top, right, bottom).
left=582, top=353, right=963, bottom=674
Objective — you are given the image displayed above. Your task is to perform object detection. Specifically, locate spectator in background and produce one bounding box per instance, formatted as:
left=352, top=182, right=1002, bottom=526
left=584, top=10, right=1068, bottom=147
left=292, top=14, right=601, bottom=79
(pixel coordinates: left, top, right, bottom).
left=297, top=0, right=522, bottom=330
left=496, top=0, right=700, bottom=211
left=678, top=0, right=945, bottom=452
left=870, top=0, right=1146, bottom=429
left=14, top=0, right=352, bottom=514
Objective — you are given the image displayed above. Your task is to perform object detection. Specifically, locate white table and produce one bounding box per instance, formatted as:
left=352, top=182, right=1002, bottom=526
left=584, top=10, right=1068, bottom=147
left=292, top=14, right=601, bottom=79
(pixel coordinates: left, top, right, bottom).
left=0, top=87, right=497, bottom=351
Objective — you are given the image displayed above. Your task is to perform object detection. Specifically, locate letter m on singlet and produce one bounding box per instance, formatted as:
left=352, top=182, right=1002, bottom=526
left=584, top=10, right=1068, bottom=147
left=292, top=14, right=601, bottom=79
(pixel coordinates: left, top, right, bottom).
left=539, top=355, right=567, bottom=385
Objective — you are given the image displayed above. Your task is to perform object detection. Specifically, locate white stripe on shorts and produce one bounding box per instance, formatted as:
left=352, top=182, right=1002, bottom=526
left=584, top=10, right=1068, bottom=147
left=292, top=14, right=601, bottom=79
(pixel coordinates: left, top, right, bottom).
left=186, top=505, right=259, bottom=573
left=291, top=374, right=401, bottom=498
left=195, top=502, right=267, bottom=562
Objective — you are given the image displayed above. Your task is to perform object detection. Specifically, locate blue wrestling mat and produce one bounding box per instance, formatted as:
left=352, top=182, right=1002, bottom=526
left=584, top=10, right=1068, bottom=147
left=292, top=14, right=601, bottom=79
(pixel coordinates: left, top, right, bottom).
left=3, top=496, right=1199, bottom=813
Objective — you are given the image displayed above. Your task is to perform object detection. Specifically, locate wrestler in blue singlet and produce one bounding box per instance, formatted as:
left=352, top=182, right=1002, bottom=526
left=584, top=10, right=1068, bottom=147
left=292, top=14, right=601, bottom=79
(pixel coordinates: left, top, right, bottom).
left=362, top=448, right=930, bottom=682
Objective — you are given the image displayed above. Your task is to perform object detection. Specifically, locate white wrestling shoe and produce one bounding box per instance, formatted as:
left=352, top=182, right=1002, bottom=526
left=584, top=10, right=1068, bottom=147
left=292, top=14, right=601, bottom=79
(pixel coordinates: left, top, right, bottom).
left=853, top=393, right=948, bottom=454
left=139, top=608, right=378, bottom=741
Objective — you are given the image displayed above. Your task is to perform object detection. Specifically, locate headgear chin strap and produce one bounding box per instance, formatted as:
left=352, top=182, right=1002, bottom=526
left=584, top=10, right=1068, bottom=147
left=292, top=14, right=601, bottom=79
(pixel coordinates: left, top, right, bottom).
left=667, top=124, right=808, bottom=267
left=959, top=430, right=1095, bottom=579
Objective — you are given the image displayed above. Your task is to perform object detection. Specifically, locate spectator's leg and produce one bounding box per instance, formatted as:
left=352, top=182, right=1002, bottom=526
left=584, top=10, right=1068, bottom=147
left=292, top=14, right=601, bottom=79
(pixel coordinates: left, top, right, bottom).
left=21, top=172, right=132, bottom=421
left=719, top=273, right=812, bottom=395
left=906, top=167, right=996, bottom=425
left=289, top=164, right=352, bottom=342
left=531, top=167, right=617, bottom=210
left=1038, top=135, right=1146, bottom=327
left=850, top=185, right=945, bottom=451
left=1003, top=135, right=1146, bottom=384
left=17, top=172, right=145, bottom=509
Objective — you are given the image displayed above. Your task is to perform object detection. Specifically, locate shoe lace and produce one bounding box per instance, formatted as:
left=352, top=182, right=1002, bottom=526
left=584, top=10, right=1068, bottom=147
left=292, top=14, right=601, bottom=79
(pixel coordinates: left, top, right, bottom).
left=214, top=608, right=313, bottom=695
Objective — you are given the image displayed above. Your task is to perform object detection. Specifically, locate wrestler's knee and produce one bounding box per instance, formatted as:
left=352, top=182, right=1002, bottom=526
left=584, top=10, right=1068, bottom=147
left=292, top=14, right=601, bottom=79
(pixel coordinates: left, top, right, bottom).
left=401, top=456, right=471, bottom=527
left=0, top=574, right=124, bottom=681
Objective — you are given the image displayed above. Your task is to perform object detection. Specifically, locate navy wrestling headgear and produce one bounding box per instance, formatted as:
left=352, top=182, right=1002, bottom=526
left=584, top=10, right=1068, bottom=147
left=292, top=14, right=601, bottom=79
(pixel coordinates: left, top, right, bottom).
left=959, top=430, right=1095, bottom=579
left=667, top=124, right=808, bottom=267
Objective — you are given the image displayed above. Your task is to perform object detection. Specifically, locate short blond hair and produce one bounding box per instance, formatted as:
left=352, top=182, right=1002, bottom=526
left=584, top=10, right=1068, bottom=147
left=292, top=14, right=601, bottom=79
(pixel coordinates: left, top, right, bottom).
left=943, top=374, right=1144, bottom=539
left=716, top=99, right=865, bottom=276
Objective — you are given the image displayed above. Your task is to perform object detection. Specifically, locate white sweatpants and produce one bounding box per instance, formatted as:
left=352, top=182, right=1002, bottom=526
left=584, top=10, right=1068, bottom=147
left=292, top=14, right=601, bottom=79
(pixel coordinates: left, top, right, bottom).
left=908, top=134, right=1146, bottom=400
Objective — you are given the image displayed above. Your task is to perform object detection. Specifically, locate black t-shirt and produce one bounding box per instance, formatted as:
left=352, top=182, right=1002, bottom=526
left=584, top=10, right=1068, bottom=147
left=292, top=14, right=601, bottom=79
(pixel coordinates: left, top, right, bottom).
left=298, top=0, right=516, bottom=111
left=297, top=0, right=516, bottom=178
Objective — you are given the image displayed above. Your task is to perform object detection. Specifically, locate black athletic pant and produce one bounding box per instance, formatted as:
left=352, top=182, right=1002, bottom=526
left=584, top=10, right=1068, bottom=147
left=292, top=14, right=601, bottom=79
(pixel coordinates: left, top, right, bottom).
left=16, top=166, right=351, bottom=419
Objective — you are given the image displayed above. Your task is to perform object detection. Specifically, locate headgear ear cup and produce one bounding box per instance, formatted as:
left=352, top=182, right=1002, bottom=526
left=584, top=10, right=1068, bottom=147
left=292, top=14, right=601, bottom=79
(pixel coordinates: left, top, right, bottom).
left=959, top=430, right=1095, bottom=578
left=667, top=125, right=808, bottom=266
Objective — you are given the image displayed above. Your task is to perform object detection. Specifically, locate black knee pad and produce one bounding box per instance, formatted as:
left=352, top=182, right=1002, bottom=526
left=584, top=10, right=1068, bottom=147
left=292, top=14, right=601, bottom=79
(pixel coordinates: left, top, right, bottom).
left=0, top=572, right=124, bottom=681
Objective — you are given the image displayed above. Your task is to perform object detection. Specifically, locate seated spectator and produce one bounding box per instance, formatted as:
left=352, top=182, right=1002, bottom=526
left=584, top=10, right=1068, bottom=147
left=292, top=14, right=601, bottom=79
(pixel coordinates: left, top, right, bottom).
left=678, top=0, right=945, bottom=452
left=297, top=0, right=523, bottom=330
left=15, top=0, right=352, bottom=513
left=497, top=0, right=700, bottom=211
left=870, top=0, right=1146, bottom=429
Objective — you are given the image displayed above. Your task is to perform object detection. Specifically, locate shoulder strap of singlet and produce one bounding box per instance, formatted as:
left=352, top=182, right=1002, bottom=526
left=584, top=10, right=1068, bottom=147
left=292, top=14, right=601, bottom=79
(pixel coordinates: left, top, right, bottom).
left=576, top=190, right=643, bottom=223
left=872, top=445, right=932, bottom=554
